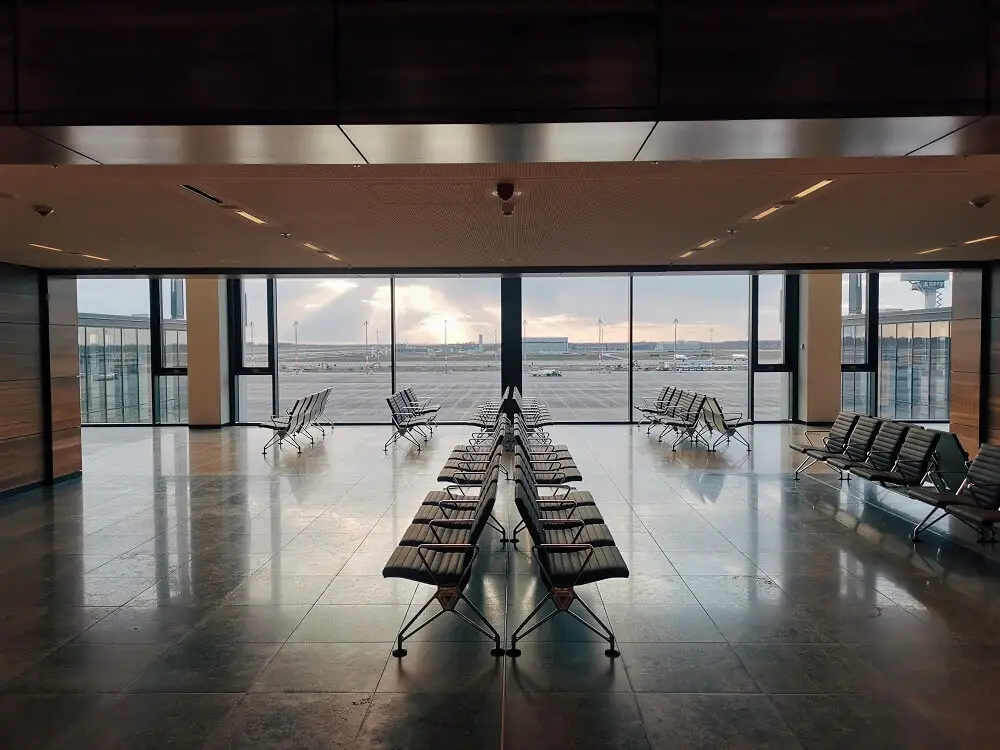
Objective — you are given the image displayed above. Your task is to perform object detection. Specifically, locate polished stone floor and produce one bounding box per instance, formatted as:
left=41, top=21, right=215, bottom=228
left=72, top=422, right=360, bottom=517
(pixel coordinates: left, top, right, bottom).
left=1, top=423, right=999, bottom=749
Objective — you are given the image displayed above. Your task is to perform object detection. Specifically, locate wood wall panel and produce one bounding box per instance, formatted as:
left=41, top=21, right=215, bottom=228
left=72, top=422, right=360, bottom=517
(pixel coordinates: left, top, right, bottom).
left=51, top=428, right=81, bottom=479
left=50, top=377, right=81, bottom=433
left=0, top=323, right=42, bottom=381
left=951, top=318, right=982, bottom=375
left=0, top=381, right=46, bottom=440
left=48, top=324, right=78, bottom=379
left=950, top=270, right=984, bottom=452
left=47, top=278, right=78, bottom=326
left=46, top=277, right=80, bottom=481
left=0, top=433, right=45, bottom=492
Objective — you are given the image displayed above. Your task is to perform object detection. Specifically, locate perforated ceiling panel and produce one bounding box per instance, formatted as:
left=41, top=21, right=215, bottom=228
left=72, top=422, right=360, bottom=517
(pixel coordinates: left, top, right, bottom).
left=0, top=158, right=998, bottom=271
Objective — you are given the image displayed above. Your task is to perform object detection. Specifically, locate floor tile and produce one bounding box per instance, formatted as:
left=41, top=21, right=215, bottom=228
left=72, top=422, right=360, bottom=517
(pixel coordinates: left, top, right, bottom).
left=355, top=692, right=502, bottom=750
left=504, top=691, right=650, bottom=750
left=507, top=642, right=633, bottom=693
left=606, top=605, right=726, bottom=643
left=130, top=640, right=281, bottom=693
left=51, top=693, right=239, bottom=749
left=378, top=641, right=504, bottom=693
left=637, top=693, right=803, bottom=750
left=205, top=693, right=368, bottom=749
left=622, top=642, right=760, bottom=693
left=289, top=605, right=410, bottom=643
left=189, top=605, right=311, bottom=643
left=4, top=643, right=167, bottom=693
left=0, top=694, right=115, bottom=749
left=251, top=642, right=390, bottom=693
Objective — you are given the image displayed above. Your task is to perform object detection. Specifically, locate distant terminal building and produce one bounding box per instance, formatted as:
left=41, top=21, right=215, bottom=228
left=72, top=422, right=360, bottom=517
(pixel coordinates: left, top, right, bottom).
left=523, top=337, right=569, bottom=355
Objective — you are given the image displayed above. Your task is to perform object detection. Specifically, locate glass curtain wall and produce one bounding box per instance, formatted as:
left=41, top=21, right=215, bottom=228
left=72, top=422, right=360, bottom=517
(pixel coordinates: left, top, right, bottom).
left=522, top=276, right=629, bottom=421
left=634, top=275, right=750, bottom=419
left=752, top=274, right=791, bottom=421
left=275, top=277, right=391, bottom=422
left=77, top=278, right=153, bottom=423
left=394, top=277, right=501, bottom=422
left=156, top=278, right=188, bottom=424
left=877, top=272, right=951, bottom=420
left=235, top=278, right=275, bottom=423
left=841, top=272, right=872, bottom=413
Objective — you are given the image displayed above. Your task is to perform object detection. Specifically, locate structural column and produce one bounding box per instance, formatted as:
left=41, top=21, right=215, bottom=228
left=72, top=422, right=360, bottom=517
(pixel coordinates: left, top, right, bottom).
left=949, top=270, right=986, bottom=450
left=46, top=277, right=82, bottom=481
left=796, top=272, right=842, bottom=424
left=185, top=277, right=230, bottom=427
left=500, top=275, right=522, bottom=396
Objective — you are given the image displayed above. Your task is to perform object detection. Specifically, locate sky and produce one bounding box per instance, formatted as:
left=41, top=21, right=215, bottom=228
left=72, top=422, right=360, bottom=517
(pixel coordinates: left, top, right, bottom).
left=76, top=272, right=952, bottom=346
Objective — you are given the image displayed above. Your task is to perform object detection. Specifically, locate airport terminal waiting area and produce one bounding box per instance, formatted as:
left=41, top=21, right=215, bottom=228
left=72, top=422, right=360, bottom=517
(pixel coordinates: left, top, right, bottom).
left=2, top=388, right=1000, bottom=748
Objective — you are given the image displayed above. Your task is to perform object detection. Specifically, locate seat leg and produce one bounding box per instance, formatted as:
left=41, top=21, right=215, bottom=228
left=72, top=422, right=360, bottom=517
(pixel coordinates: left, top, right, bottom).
left=507, top=591, right=557, bottom=657
left=391, top=593, right=446, bottom=658
left=455, top=594, right=505, bottom=656
left=571, top=594, right=620, bottom=658
left=793, top=455, right=817, bottom=479
left=911, top=507, right=946, bottom=542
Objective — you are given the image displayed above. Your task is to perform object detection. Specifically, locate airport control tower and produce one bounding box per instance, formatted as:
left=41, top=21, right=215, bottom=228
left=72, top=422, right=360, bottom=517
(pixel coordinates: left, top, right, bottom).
left=901, top=272, right=948, bottom=309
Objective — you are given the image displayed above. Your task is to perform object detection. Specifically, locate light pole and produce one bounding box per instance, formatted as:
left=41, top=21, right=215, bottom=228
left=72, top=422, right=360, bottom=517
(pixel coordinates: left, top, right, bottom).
left=493, top=329, right=497, bottom=363
left=523, top=318, right=527, bottom=369
left=673, top=318, right=679, bottom=370
left=375, top=329, right=380, bottom=365
left=709, top=327, right=714, bottom=362
left=364, top=320, right=369, bottom=373
left=444, top=319, right=448, bottom=374
left=294, top=320, right=299, bottom=372
left=249, top=321, right=255, bottom=366
left=598, top=318, right=604, bottom=365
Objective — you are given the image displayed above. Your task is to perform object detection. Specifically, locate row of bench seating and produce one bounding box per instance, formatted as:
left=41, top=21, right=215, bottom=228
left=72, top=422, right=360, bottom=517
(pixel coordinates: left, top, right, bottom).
left=260, top=387, right=333, bottom=454
left=381, top=389, right=631, bottom=657
left=791, top=412, right=1000, bottom=543
left=384, top=387, right=441, bottom=451
left=635, top=385, right=752, bottom=451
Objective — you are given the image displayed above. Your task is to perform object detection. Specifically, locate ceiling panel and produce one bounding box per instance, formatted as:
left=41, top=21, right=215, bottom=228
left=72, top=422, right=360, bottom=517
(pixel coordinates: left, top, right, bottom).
left=0, top=159, right=998, bottom=272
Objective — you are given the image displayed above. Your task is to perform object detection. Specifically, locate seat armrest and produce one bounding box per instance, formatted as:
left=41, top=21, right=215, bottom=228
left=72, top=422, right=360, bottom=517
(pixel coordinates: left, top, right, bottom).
left=429, top=519, right=475, bottom=529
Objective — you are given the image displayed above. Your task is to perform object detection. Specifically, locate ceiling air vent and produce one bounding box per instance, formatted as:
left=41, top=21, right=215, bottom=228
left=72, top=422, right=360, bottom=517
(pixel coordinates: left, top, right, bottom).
left=180, top=184, right=223, bottom=205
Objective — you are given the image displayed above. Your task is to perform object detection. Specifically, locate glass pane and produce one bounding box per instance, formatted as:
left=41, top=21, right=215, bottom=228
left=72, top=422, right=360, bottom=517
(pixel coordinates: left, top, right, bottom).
left=276, top=277, right=391, bottom=422
left=841, top=272, right=867, bottom=364
left=520, top=276, right=628, bottom=422
left=633, top=275, right=749, bottom=420
left=878, top=272, right=951, bottom=420
left=157, top=375, right=188, bottom=424
left=395, top=277, right=501, bottom=421
left=756, top=274, right=784, bottom=365
left=77, top=278, right=152, bottom=424
left=841, top=371, right=871, bottom=414
left=160, top=278, right=187, bottom=368
left=238, top=375, right=274, bottom=423
left=242, top=278, right=270, bottom=368
left=753, top=372, right=789, bottom=421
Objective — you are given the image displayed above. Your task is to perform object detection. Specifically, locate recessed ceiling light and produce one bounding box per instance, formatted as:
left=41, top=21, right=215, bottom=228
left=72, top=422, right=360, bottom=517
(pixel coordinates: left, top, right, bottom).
left=233, top=209, right=266, bottom=225
left=964, top=235, right=999, bottom=245
left=751, top=205, right=783, bottom=221
left=301, top=242, right=322, bottom=252
left=321, top=252, right=341, bottom=261
left=793, top=179, right=834, bottom=199
left=79, top=254, right=109, bottom=262
left=679, top=250, right=696, bottom=259
left=916, top=248, right=944, bottom=255
left=696, top=238, right=718, bottom=250
left=28, top=243, right=62, bottom=252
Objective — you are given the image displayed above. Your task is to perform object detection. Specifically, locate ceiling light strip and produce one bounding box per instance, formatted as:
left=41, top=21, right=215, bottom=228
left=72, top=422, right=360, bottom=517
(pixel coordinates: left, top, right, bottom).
left=234, top=209, right=267, bottom=225
left=28, top=243, right=62, bottom=252
left=696, top=238, right=718, bottom=250
left=793, top=179, right=834, bottom=199
left=679, top=250, right=696, bottom=259
left=965, top=235, right=999, bottom=245
left=751, top=205, right=783, bottom=221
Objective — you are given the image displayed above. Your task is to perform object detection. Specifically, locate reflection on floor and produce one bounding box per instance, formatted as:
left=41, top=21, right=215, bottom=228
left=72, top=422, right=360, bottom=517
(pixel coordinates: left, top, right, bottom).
left=1, top=424, right=999, bottom=749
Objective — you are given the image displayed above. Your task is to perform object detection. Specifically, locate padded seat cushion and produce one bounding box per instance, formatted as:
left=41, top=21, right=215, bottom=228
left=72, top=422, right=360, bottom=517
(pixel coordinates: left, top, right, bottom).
left=382, top=545, right=473, bottom=587
left=538, top=505, right=604, bottom=523
left=539, top=490, right=595, bottom=506
left=851, top=467, right=905, bottom=484
left=539, top=545, right=630, bottom=587
left=542, top=523, right=616, bottom=546
left=437, top=467, right=488, bottom=483
left=950, top=505, right=1000, bottom=524
left=399, top=522, right=472, bottom=546
left=411, top=504, right=477, bottom=523
left=535, top=470, right=584, bottom=484
left=827, top=457, right=862, bottom=471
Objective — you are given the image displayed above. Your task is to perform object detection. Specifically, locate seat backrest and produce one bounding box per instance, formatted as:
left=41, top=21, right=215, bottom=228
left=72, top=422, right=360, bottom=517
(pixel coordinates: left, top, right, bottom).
left=963, top=444, right=1000, bottom=508
left=386, top=393, right=406, bottom=426
left=701, top=397, right=727, bottom=432
left=929, top=431, right=970, bottom=493
left=653, top=385, right=670, bottom=405
left=843, top=416, right=881, bottom=461
left=893, top=426, right=939, bottom=484
left=826, top=411, right=860, bottom=453
left=687, top=394, right=707, bottom=423
left=299, top=393, right=317, bottom=424
left=467, top=459, right=502, bottom=541
left=867, top=421, right=908, bottom=470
